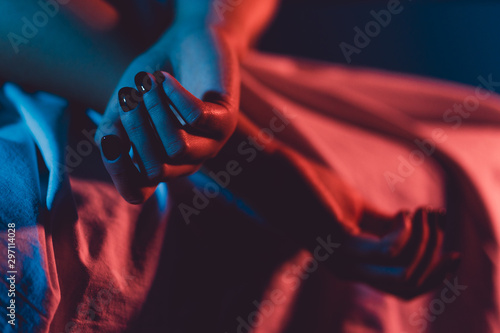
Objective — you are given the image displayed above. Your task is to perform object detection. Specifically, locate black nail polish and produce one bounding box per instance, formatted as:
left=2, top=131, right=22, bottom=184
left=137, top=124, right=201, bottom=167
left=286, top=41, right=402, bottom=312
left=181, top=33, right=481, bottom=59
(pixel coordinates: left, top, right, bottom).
left=135, top=71, right=154, bottom=94
left=101, top=135, right=122, bottom=161
left=118, top=87, right=139, bottom=112
left=153, top=71, right=165, bottom=84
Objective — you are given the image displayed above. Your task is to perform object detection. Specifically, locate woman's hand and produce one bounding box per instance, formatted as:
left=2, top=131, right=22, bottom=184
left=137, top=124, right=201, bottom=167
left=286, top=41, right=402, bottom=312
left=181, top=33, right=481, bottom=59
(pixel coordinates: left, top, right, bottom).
left=336, top=208, right=460, bottom=299
left=95, top=24, right=239, bottom=204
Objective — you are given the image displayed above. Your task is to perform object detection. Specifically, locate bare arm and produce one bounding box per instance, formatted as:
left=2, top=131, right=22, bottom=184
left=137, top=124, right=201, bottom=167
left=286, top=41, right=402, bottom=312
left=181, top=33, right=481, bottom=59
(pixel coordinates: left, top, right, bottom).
left=90, top=0, right=280, bottom=203
left=0, top=0, right=134, bottom=110
left=0, top=0, right=280, bottom=110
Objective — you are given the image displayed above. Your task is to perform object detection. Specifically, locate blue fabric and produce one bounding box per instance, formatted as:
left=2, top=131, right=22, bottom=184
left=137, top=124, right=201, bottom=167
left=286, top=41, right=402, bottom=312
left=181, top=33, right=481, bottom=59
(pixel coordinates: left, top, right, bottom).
left=0, top=84, right=69, bottom=332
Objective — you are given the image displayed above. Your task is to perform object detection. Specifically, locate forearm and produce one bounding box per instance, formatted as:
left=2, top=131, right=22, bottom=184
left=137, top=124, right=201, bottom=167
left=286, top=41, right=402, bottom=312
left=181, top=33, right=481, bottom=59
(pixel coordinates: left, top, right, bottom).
left=0, top=0, right=134, bottom=110
left=0, top=0, right=279, bottom=110
left=146, top=0, right=281, bottom=104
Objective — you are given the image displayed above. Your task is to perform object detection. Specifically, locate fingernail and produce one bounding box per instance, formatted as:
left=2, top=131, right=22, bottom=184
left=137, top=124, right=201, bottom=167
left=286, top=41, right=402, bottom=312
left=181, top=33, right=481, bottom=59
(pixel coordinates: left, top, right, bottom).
left=153, top=71, right=165, bottom=84
left=101, top=135, right=122, bottom=161
left=135, top=71, right=155, bottom=94
left=118, top=87, right=139, bottom=112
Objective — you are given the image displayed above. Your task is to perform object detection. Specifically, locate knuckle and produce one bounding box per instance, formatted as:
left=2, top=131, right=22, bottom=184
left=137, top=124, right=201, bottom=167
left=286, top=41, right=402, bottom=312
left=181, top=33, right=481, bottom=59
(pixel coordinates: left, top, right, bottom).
left=144, top=163, right=164, bottom=181
left=121, top=112, right=146, bottom=131
left=163, top=81, right=176, bottom=97
left=144, top=96, right=163, bottom=115
left=168, top=139, right=189, bottom=159
left=165, top=131, right=189, bottom=160
left=185, top=105, right=203, bottom=125
left=148, top=103, right=163, bottom=116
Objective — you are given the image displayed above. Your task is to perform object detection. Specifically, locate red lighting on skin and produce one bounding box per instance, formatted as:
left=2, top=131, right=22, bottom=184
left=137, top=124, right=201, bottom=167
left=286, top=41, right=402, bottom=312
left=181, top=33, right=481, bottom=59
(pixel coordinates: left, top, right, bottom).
left=66, top=0, right=119, bottom=31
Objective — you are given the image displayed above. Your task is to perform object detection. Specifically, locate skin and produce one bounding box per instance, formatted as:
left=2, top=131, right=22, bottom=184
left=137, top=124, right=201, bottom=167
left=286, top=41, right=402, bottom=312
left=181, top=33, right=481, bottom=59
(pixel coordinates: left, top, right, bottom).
left=0, top=0, right=280, bottom=110
left=0, top=0, right=458, bottom=299
left=93, top=0, right=281, bottom=204
left=0, top=0, right=281, bottom=203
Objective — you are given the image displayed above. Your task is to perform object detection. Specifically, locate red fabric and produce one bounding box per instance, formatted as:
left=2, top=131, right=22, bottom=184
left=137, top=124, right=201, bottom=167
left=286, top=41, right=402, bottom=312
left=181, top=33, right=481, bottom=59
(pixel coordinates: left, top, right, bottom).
left=9, top=52, right=500, bottom=332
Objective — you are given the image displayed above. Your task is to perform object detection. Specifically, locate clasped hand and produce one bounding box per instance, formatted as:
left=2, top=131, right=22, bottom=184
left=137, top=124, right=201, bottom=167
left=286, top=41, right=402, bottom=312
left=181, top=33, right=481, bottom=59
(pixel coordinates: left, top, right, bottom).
left=95, top=26, right=239, bottom=204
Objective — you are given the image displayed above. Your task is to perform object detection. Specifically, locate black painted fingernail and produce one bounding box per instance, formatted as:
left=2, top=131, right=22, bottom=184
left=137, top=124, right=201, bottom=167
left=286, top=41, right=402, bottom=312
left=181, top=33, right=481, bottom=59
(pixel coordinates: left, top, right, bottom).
left=101, top=135, right=122, bottom=161
left=118, top=87, right=139, bottom=112
left=135, top=71, right=154, bottom=94
left=153, top=71, right=165, bottom=84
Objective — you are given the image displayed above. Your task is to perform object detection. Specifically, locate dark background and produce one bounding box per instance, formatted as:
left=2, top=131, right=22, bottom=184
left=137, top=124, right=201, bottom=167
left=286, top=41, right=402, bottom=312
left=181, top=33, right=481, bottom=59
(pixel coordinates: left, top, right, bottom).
left=258, top=1, right=500, bottom=87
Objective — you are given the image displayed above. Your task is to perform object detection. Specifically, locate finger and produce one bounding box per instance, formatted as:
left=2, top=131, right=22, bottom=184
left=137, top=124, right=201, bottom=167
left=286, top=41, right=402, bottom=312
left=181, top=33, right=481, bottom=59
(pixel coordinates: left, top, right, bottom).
left=95, top=97, right=150, bottom=203
left=346, top=263, right=406, bottom=284
left=100, top=133, right=156, bottom=204
left=156, top=71, right=234, bottom=138
left=337, top=210, right=432, bottom=280
left=410, top=252, right=461, bottom=298
left=393, top=208, right=429, bottom=275
left=336, top=208, right=456, bottom=299
left=95, top=93, right=122, bottom=144
left=389, top=253, right=460, bottom=299
left=400, top=208, right=445, bottom=281
left=166, top=133, right=220, bottom=163
left=342, top=252, right=460, bottom=299
left=135, top=72, right=186, bottom=159
left=161, top=163, right=202, bottom=181
left=409, top=210, right=447, bottom=286
left=118, top=87, right=164, bottom=181
left=408, top=252, right=460, bottom=298
left=136, top=72, right=222, bottom=164
left=353, top=210, right=453, bottom=298
left=342, top=211, right=413, bottom=262
left=347, top=262, right=439, bottom=299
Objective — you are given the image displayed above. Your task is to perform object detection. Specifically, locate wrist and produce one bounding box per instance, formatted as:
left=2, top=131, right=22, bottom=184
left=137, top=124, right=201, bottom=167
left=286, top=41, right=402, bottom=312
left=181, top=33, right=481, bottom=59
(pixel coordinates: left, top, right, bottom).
left=169, top=16, right=250, bottom=58
left=149, top=21, right=243, bottom=63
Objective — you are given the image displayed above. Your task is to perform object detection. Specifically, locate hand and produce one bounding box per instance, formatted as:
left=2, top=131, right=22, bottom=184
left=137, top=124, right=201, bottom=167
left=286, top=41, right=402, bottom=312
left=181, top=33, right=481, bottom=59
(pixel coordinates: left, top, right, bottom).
left=95, top=25, right=239, bottom=204
left=334, top=208, right=460, bottom=299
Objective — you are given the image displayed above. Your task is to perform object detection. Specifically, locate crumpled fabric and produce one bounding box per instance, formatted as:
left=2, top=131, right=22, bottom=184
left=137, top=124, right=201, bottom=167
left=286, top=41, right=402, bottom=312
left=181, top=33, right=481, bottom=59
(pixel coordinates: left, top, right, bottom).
left=1, top=52, right=500, bottom=332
